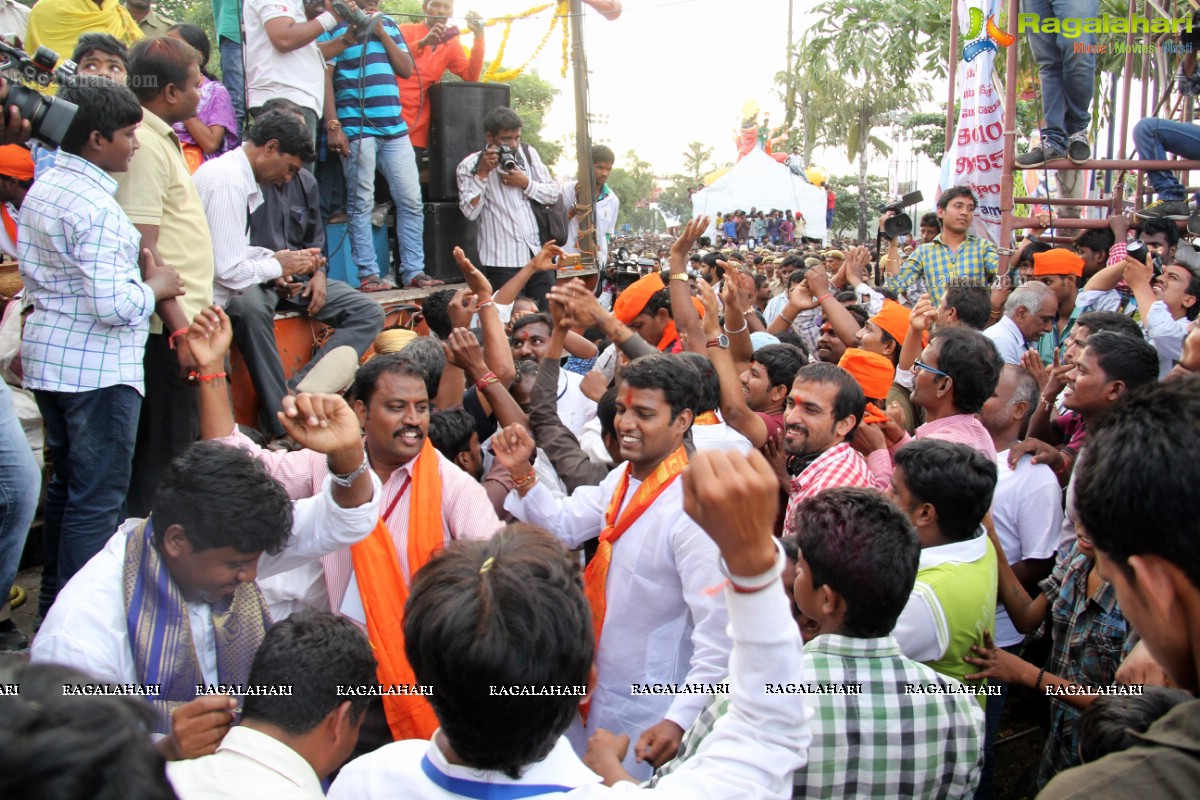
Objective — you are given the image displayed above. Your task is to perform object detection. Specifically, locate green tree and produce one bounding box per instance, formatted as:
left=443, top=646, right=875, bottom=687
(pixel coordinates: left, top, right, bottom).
left=507, top=71, right=561, bottom=166
left=827, top=174, right=887, bottom=239
left=656, top=178, right=695, bottom=224
left=607, top=149, right=656, bottom=230
left=681, top=141, right=713, bottom=184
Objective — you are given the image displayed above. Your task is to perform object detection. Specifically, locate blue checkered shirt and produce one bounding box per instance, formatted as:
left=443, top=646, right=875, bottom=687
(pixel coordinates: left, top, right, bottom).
left=19, top=152, right=155, bottom=394
left=887, top=233, right=999, bottom=305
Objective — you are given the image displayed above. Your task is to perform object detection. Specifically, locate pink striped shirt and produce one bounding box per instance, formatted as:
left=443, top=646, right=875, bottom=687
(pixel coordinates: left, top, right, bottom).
left=216, top=427, right=501, bottom=616
left=867, top=413, right=998, bottom=490
left=784, top=443, right=874, bottom=537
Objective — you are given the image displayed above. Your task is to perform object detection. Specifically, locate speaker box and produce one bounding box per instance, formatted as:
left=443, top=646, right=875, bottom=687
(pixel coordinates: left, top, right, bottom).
left=427, top=82, right=511, bottom=201
left=424, top=201, right=478, bottom=283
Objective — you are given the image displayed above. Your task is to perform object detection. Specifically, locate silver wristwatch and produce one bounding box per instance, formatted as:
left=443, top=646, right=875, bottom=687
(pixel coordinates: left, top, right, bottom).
left=329, top=456, right=369, bottom=487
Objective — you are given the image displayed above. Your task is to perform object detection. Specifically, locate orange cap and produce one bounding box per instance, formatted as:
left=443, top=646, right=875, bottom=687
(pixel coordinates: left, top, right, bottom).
left=869, top=299, right=910, bottom=344
left=838, top=348, right=896, bottom=400
left=1032, top=248, right=1084, bottom=277
left=613, top=272, right=666, bottom=323
left=0, top=145, right=33, bottom=181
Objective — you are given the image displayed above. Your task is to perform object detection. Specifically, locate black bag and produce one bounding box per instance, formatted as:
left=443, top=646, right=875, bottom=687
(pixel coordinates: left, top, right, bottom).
left=521, top=143, right=569, bottom=247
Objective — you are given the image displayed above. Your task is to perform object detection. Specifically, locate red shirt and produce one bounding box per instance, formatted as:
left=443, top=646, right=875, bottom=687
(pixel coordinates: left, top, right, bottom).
left=396, top=23, right=485, bottom=148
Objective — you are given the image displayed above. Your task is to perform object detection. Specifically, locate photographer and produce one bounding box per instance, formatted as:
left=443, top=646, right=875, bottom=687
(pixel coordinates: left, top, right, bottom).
left=456, top=105, right=561, bottom=308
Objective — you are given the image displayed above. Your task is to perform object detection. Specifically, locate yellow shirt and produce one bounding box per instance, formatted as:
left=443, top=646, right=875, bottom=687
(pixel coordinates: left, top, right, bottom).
left=26, top=0, right=142, bottom=62
left=114, top=109, right=214, bottom=333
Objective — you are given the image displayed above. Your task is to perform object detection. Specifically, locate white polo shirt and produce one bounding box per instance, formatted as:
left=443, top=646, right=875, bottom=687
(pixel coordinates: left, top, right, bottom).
left=244, top=0, right=327, bottom=115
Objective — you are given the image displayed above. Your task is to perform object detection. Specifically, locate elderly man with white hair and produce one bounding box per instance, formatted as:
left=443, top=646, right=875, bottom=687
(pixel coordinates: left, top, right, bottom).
left=983, top=281, right=1058, bottom=364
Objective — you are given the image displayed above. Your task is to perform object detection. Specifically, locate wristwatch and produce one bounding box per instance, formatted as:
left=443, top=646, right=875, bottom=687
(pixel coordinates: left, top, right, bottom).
left=329, top=455, right=369, bottom=487
left=705, top=334, right=730, bottom=349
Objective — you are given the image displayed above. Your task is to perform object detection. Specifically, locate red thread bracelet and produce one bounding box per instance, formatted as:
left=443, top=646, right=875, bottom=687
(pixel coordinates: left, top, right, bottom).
left=167, top=327, right=189, bottom=350
left=474, top=371, right=499, bottom=391
left=817, top=293, right=832, bottom=304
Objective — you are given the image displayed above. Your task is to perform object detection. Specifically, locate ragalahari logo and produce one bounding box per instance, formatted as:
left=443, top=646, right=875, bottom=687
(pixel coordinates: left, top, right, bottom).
left=962, top=8, right=1016, bottom=61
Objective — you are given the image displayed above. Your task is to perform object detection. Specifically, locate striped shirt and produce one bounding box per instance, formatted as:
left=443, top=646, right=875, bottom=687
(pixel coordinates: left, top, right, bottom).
left=215, top=426, right=501, bottom=624
left=320, top=19, right=410, bottom=141
left=457, top=143, right=561, bottom=268
left=19, top=152, right=155, bottom=394
left=887, top=233, right=999, bottom=305
left=192, top=147, right=280, bottom=306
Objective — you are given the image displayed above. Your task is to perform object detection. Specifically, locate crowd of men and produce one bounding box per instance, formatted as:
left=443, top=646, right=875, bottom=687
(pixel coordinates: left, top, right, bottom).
left=1, top=2, right=1200, bottom=800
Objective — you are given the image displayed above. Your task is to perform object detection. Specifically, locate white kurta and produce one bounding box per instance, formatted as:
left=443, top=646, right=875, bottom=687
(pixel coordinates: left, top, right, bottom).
left=168, top=726, right=325, bottom=800
left=505, top=466, right=731, bottom=780
left=31, top=473, right=382, bottom=686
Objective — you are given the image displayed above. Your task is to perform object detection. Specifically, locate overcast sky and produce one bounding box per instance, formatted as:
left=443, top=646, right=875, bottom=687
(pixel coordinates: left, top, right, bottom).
left=449, top=0, right=944, bottom=215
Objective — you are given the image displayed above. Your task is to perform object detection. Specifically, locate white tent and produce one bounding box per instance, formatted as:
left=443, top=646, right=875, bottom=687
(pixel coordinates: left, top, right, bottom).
left=691, top=149, right=828, bottom=242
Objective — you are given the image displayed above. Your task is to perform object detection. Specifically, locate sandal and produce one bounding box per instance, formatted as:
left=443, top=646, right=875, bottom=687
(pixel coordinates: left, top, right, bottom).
left=359, top=277, right=394, bottom=293
left=406, top=272, right=444, bottom=289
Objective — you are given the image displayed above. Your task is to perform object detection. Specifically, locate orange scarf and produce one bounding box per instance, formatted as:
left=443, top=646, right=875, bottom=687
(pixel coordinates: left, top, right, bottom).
left=1, top=205, right=16, bottom=254
left=693, top=411, right=719, bottom=425
left=583, top=445, right=689, bottom=645
left=349, top=438, right=443, bottom=741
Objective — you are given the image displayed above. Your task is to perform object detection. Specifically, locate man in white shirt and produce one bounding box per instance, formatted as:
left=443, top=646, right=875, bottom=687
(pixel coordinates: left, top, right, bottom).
left=456, top=106, right=562, bottom=308
left=192, top=110, right=322, bottom=307
left=243, top=0, right=356, bottom=151
left=493, top=355, right=732, bottom=780
left=32, top=385, right=381, bottom=762
left=984, top=281, right=1057, bottom=364
left=976, top=363, right=1061, bottom=795
left=563, top=144, right=619, bottom=268
left=168, top=611, right=376, bottom=800
left=328, top=448, right=807, bottom=800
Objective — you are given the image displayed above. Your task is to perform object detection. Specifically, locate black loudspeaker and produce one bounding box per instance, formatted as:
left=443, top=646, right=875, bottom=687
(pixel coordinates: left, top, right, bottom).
left=423, top=201, right=478, bottom=283
left=427, top=81, right=511, bottom=201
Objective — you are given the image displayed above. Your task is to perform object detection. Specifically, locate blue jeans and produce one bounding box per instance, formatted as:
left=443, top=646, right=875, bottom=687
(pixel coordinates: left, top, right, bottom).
left=219, top=37, right=246, bottom=133
left=1023, top=0, right=1098, bottom=150
left=0, top=382, right=38, bottom=614
left=343, top=134, right=425, bottom=284
left=35, top=384, right=141, bottom=616
left=1133, top=117, right=1200, bottom=201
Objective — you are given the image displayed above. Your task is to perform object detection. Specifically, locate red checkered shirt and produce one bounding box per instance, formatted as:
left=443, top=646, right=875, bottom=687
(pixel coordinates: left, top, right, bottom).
left=784, top=443, right=874, bottom=537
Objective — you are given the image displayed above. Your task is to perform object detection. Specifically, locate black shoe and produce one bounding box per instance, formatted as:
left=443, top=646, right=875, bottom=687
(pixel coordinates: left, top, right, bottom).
left=1066, top=134, right=1091, bottom=164
left=1136, top=199, right=1191, bottom=220
left=0, top=620, right=28, bottom=652
left=1016, top=146, right=1067, bottom=168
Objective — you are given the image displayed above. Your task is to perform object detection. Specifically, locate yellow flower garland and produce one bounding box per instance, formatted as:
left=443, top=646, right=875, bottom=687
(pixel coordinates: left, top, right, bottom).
left=480, top=1, right=569, bottom=83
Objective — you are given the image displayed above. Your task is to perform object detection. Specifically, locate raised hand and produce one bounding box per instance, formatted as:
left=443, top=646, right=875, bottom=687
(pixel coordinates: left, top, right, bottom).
left=909, top=293, right=938, bottom=332
left=670, top=216, right=710, bottom=263
left=760, top=428, right=791, bottom=492
left=442, top=327, right=487, bottom=377
left=845, top=245, right=871, bottom=286
left=530, top=240, right=567, bottom=273
left=849, top=419, right=888, bottom=456
left=277, top=393, right=364, bottom=457
left=787, top=279, right=819, bottom=312
left=447, top=287, right=479, bottom=330
left=580, top=369, right=608, bottom=403
left=696, top=279, right=720, bottom=333
left=804, top=264, right=831, bottom=299
left=1021, top=348, right=1050, bottom=392
left=492, top=422, right=537, bottom=477
left=453, top=246, right=494, bottom=301
left=185, top=304, right=233, bottom=370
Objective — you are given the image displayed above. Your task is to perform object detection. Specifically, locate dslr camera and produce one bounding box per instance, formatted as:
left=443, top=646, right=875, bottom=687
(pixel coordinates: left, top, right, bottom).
left=496, top=143, right=520, bottom=172
left=0, top=36, right=78, bottom=148
left=1126, top=239, right=1165, bottom=278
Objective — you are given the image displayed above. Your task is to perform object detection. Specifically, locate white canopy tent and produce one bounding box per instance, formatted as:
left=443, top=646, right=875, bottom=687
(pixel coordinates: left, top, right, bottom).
left=690, top=149, right=828, bottom=242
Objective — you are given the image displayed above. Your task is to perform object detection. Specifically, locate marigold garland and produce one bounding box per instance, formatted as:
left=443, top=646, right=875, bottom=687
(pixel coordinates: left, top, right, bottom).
left=480, top=1, right=569, bottom=83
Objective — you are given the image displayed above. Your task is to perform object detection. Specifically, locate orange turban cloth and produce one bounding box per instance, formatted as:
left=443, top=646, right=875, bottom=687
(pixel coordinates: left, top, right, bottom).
left=0, top=145, right=34, bottom=181
left=838, top=348, right=896, bottom=400
left=613, top=272, right=666, bottom=323
left=869, top=299, right=911, bottom=344
left=1032, top=248, right=1084, bottom=277
left=611, top=271, right=706, bottom=351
